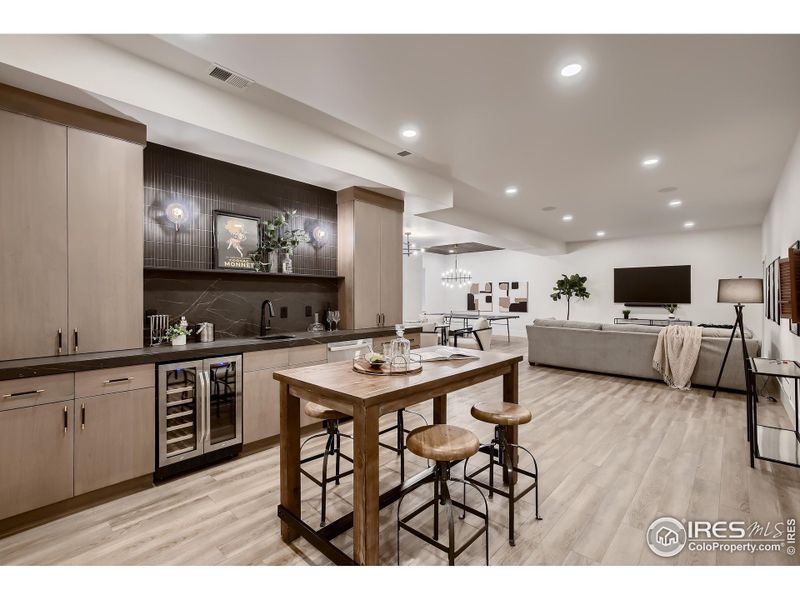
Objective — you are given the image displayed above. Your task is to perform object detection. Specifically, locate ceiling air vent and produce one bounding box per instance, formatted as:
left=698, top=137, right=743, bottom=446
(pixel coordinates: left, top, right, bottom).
left=397, top=150, right=412, bottom=157
left=208, top=64, right=254, bottom=89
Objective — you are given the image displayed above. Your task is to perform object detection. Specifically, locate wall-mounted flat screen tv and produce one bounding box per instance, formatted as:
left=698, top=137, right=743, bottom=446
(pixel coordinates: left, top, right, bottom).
left=614, top=265, right=691, bottom=304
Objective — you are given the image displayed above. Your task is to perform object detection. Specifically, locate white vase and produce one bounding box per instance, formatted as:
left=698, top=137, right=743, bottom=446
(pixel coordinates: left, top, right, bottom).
left=668, top=314, right=676, bottom=320
left=171, top=334, right=186, bottom=346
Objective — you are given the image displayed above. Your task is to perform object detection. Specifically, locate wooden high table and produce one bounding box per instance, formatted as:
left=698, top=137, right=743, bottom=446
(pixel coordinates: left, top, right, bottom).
left=273, top=347, right=523, bottom=566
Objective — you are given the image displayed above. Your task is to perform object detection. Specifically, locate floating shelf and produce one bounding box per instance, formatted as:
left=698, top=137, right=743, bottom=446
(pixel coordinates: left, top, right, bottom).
left=144, top=266, right=342, bottom=281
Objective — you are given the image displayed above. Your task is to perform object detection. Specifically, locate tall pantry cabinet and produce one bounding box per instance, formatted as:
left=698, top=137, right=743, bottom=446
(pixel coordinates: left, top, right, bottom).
left=0, top=95, right=144, bottom=361
left=337, top=187, right=403, bottom=329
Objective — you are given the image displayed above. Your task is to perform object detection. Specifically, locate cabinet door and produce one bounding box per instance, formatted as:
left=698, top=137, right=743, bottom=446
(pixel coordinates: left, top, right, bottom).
left=67, top=128, right=143, bottom=354
left=243, top=368, right=280, bottom=444
left=380, top=206, right=403, bottom=326
left=0, top=401, right=74, bottom=520
left=74, top=388, right=154, bottom=495
left=353, top=200, right=383, bottom=328
left=0, top=110, right=68, bottom=361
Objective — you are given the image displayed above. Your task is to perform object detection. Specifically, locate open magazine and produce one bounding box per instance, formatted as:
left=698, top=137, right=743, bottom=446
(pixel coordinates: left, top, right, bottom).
left=418, top=347, right=479, bottom=362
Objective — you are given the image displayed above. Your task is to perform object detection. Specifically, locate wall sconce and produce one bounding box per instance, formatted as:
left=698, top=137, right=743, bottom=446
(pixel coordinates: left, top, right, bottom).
left=165, top=202, right=188, bottom=231
left=312, top=226, right=327, bottom=243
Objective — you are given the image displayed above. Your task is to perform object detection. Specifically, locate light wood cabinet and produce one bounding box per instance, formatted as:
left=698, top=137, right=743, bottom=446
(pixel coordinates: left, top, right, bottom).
left=337, top=188, right=404, bottom=329
left=0, top=400, right=74, bottom=520
left=243, top=368, right=281, bottom=443
left=0, top=110, right=68, bottom=361
left=73, top=387, right=154, bottom=496
left=67, top=128, right=143, bottom=355
left=0, top=107, right=144, bottom=361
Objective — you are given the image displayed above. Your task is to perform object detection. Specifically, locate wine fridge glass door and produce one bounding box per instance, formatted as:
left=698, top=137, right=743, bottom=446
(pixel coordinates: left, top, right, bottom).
left=158, top=361, right=205, bottom=467
left=204, top=356, right=243, bottom=451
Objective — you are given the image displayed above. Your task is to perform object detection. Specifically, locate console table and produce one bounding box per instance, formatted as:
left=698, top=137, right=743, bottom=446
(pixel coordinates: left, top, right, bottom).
left=746, top=357, right=800, bottom=469
left=613, top=317, right=692, bottom=326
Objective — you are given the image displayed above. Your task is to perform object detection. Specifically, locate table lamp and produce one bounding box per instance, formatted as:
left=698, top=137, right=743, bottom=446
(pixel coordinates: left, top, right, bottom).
left=712, top=276, right=763, bottom=397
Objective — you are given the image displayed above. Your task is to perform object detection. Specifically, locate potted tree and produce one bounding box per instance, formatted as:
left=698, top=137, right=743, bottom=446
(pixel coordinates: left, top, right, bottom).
left=550, top=273, right=590, bottom=320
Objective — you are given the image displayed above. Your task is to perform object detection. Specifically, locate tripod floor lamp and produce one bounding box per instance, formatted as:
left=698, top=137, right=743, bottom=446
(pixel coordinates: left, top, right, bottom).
left=712, top=276, right=763, bottom=398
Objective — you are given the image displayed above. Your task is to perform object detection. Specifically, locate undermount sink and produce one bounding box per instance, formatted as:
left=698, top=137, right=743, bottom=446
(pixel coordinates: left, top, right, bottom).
left=255, top=334, right=296, bottom=341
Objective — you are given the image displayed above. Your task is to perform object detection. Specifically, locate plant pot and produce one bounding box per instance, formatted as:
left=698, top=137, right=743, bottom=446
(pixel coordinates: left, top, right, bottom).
left=623, top=314, right=630, bottom=320
left=281, top=255, right=293, bottom=274
left=668, top=314, right=676, bottom=320
left=170, top=334, right=186, bottom=346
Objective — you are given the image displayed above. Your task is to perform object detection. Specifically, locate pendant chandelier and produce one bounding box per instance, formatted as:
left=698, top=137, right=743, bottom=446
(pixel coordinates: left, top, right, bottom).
left=402, top=232, right=425, bottom=256
left=441, top=245, right=472, bottom=288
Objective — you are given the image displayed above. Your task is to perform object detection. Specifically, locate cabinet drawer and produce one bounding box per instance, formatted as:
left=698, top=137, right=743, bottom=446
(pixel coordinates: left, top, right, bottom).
left=75, top=364, right=154, bottom=398
left=289, top=345, right=327, bottom=366
left=244, top=348, right=289, bottom=372
left=0, top=374, right=74, bottom=411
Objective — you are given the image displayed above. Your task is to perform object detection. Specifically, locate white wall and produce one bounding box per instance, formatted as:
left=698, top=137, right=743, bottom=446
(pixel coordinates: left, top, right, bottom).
left=411, top=226, right=763, bottom=338
left=761, top=129, right=800, bottom=416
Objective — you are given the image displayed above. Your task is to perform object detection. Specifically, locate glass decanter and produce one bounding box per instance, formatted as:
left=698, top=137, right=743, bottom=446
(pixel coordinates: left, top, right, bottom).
left=307, top=312, right=325, bottom=332
left=389, top=324, right=411, bottom=363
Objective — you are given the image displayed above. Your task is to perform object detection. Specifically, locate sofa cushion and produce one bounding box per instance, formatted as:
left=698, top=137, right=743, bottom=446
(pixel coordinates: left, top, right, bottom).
left=532, top=319, right=603, bottom=330
left=700, top=326, right=753, bottom=339
left=602, top=323, right=663, bottom=334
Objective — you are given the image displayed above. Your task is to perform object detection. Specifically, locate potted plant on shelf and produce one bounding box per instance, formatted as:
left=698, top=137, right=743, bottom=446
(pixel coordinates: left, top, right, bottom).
left=664, top=304, right=678, bottom=320
left=251, top=210, right=310, bottom=273
left=622, top=309, right=631, bottom=320
left=550, top=273, right=590, bottom=320
left=164, top=317, right=192, bottom=346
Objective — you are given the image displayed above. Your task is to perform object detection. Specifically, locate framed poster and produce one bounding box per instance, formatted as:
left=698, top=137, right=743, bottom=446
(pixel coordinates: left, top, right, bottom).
left=213, top=211, right=260, bottom=270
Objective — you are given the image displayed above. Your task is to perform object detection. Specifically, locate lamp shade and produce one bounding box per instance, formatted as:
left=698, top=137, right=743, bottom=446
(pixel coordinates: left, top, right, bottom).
left=717, top=277, right=763, bottom=304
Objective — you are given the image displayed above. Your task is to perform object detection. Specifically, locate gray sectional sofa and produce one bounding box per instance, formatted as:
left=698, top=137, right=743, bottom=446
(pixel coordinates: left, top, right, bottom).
left=526, top=319, right=759, bottom=391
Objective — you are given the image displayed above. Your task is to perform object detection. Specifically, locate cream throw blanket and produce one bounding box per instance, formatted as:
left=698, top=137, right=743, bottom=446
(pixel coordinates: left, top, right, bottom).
left=652, top=325, right=703, bottom=390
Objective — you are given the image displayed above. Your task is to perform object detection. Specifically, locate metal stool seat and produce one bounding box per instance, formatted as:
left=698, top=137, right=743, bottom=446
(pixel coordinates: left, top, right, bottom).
left=397, top=425, right=489, bottom=566
left=300, top=403, right=353, bottom=527
left=464, top=401, right=541, bottom=546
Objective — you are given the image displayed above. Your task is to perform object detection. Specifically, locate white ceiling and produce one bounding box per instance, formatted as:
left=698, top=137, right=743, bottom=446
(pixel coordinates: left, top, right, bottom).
left=142, top=34, right=800, bottom=243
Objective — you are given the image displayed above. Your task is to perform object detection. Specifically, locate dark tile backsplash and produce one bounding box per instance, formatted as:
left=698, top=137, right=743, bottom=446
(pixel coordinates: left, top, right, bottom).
left=143, top=144, right=340, bottom=338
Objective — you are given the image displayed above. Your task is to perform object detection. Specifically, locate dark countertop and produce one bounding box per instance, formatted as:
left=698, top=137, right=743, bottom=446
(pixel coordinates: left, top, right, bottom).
left=0, top=326, right=421, bottom=381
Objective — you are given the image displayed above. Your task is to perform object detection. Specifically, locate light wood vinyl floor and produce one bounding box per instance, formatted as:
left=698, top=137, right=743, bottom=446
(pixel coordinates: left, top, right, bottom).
left=1, top=337, right=799, bottom=566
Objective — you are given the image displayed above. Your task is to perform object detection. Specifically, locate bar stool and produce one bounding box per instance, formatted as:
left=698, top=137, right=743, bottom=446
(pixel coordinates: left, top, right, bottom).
left=300, top=402, right=354, bottom=527
left=397, top=424, right=490, bottom=566
left=463, top=400, right=541, bottom=546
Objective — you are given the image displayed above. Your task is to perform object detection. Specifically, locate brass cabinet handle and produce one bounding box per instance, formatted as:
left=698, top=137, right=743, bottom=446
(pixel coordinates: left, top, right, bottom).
left=2, top=389, right=45, bottom=399
left=81, top=403, right=86, bottom=430
left=63, top=405, right=68, bottom=433
left=57, top=329, right=63, bottom=354
left=73, top=329, right=79, bottom=353
left=103, top=377, right=134, bottom=384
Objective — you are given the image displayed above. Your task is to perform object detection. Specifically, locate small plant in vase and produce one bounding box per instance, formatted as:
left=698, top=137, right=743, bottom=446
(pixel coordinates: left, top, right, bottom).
left=664, top=304, right=678, bottom=320
left=622, top=309, right=631, bottom=320
left=251, top=210, right=310, bottom=273
left=165, top=317, right=192, bottom=346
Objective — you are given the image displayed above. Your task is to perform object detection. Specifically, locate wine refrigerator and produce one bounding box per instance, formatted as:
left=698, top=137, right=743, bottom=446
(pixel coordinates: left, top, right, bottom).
left=155, top=355, right=243, bottom=480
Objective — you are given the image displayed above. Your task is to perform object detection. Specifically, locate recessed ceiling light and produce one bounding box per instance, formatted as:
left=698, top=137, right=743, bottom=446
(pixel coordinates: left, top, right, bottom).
left=401, top=128, right=418, bottom=139
left=596, top=230, right=606, bottom=237
left=641, top=157, right=660, bottom=167
left=562, top=214, right=574, bottom=222
left=504, top=186, right=518, bottom=197
left=683, top=221, right=695, bottom=229
left=448, top=249, right=454, bottom=253
left=668, top=199, right=683, bottom=207
left=560, top=63, right=583, bottom=78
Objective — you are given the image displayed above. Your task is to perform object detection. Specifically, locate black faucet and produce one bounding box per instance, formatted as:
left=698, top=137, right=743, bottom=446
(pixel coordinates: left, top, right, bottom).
left=260, top=299, right=275, bottom=336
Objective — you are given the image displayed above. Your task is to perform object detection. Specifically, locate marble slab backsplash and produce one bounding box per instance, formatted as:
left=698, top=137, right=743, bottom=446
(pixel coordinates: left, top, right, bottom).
left=144, top=271, right=339, bottom=340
